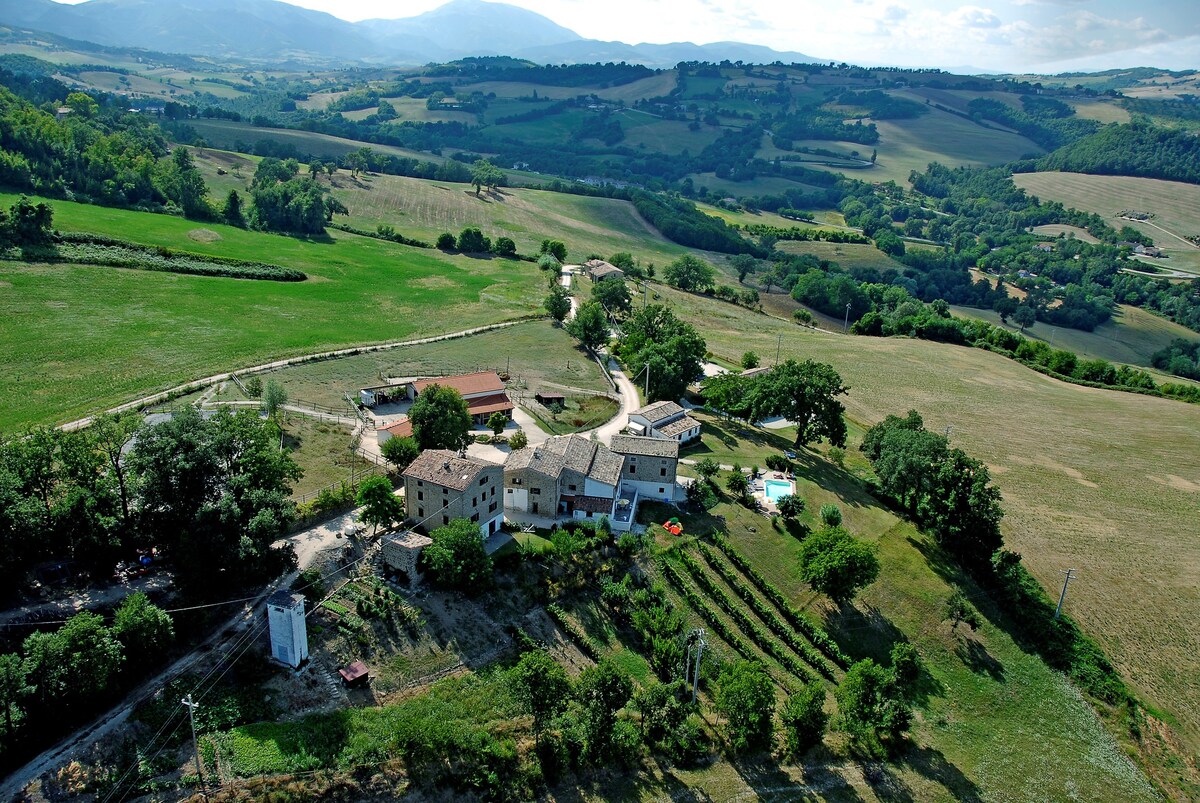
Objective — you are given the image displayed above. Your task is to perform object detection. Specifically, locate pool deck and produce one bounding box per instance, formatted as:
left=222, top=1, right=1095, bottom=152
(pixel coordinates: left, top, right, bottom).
left=755, top=472, right=795, bottom=513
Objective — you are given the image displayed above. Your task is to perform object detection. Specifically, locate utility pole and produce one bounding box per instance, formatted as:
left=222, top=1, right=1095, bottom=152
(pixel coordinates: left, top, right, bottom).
left=182, top=694, right=206, bottom=799
left=1054, top=568, right=1077, bottom=619
left=774, top=333, right=781, bottom=367
left=843, top=302, right=852, bottom=333
left=642, top=362, right=650, bottom=399
left=691, top=629, right=706, bottom=703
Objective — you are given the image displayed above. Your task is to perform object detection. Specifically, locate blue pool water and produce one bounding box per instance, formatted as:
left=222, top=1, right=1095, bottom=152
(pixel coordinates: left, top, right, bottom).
left=764, top=479, right=792, bottom=503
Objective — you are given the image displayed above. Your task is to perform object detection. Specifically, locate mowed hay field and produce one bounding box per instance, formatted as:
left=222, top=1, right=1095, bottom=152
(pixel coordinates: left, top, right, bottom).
left=1014, top=171, right=1200, bottom=275
left=184, top=119, right=444, bottom=165
left=0, top=194, right=545, bottom=430
left=950, top=303, right=1200, bottom=371
left=801, top=106, right=1044, bottom=185
left=650, top=284, right=1200, bottom=752
left=330, top=172, right=694, bottom=264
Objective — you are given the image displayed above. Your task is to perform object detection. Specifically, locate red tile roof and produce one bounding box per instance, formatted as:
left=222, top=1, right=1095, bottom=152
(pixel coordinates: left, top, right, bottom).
left=467, top=393, right=514, bottom=416
left=412, top=371, right=505, bottom=399
left=379, top=419, right=413, bottom=438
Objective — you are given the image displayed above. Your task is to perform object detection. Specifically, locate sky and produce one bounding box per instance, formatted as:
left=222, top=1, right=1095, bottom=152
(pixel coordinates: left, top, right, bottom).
left=59, top=0, right=1200, bottom=72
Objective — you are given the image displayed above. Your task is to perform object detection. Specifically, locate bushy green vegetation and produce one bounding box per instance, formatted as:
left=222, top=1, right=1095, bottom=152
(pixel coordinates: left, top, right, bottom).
left=1031, top=121, right=1200, bottom=184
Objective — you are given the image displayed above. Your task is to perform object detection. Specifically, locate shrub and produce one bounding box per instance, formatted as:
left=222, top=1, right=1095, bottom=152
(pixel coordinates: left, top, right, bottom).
left=781, top=682, right=828, bottom=756
left=819, top=503, right=842, bottom=527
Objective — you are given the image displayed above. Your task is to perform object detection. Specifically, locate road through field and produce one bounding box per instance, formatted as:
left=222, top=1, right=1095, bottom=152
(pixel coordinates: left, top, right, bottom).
left=56, top=319, right=538, bottom=433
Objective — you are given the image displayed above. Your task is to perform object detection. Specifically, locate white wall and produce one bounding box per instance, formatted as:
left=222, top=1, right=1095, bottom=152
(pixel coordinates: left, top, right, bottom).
left=504, top=487, right=528, bottom=512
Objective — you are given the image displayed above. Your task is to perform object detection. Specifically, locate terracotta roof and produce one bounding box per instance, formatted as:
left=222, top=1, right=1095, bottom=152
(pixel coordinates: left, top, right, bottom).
left=575, top=495, right=614, bottom=514
left=339, top=661, right=369, bottom=682
left=403, top=449, right=499, bottom=491
left=412, top=371, right=505, bottom=398
left=610, top=434, right=680, bottom=458
left=379, top=418, right=413, bottom=438
left=740, top=366, right=771, bottom=378
left=466, top=393, right=514, bottom=416
left=657, top=415, right=701, bottom=439
left=591, top=265, right=625, bottom=279
left=631, top=400, right=685, bottom=424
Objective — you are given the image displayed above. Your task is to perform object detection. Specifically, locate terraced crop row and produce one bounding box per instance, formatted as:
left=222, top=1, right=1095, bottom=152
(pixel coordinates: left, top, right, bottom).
left=659, top=560, right=763, bottom=669
left=694, top=542, right=837, bottom=679
left=676, top=552, right=821, bottom=685
left=546, top=603, right=602, bottom=661
left=709, top=533, right=849, bottom=666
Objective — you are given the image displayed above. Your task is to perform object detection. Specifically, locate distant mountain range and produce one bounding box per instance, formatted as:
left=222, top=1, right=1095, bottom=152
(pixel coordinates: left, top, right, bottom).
left=0, top=0, right=820, bottom=68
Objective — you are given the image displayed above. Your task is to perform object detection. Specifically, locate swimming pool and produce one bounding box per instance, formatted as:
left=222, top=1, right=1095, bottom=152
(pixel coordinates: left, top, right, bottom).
left=764, top=479, right=792, bottom=503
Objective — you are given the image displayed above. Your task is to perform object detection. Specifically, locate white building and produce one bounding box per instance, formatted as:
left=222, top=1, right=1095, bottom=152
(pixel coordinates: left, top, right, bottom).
left=627, top=401, right=701, bottom=443
left=267, top=589, right=308, bottom=669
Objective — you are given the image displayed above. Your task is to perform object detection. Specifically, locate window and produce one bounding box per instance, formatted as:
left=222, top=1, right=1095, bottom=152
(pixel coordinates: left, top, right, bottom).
left=512, top=477, right=523, bottom=486
left=472, top=497, right=477, bottom=507
left=531, top=487, right=541, bottom=495
left=568, top=484, right=577, bottom=491
left=629, top=465, right=636, bottom=474
left=417, top=480, right=423, bottom=487
left=480, top=476, right=487, bottom=487
left=418, top=507, right=424, bottom=517
left=489, top=501, right=497, bottom=513
left=471, top=512, right=479, bottom=522
left=442, top=515, right=449, bottom=525
left=506, top=488, right=512, bottom=494
left=417, top=491, right=423, bottom=501
left=442, top=486, right=448, bottom=494
left=660, top=467, right=667, bottom=476
left=490, top=487, right=496, bottom=498
left=658, top=487, right=665, bottom=494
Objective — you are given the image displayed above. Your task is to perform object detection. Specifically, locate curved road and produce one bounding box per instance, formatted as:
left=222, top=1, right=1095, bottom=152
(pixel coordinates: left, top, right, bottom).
left=59, top=318, right=538, bottom=432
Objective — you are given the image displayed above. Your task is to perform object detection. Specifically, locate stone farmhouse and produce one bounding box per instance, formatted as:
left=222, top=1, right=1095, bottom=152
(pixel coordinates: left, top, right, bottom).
left=582, top=258, right=625, bottom=282
left=402, top=449, right=504, bottom=539
left=503, top=433, right=679, bottom=531
left=610, top=435, right=679, bottom=504
left=627, top=401, right=701, bottom=443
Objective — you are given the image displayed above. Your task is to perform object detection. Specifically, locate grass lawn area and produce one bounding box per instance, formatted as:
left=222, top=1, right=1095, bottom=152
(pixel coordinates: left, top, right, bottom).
left=647, top=281, right=1200, bottom=761
left=524, top=394, right=620, bottom=436
left=660, top=435, right=1158, bottom=800
left=252, top=320, right=611, bottom=409
left=279, top=416, right=372, bottom=500
left=775, top=240, right=908, bottom=273
left=0, top=193, right=545, bottom=430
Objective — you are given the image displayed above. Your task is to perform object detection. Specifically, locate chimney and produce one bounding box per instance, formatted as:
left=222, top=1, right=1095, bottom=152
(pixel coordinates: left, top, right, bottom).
left=442, top=461, right=451, bottom=472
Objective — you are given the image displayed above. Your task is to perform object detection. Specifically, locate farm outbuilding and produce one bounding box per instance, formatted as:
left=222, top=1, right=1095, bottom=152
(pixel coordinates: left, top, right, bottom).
left=535, top=392, right=566, bottom=406
left=267, top=589, right=308, bottom=669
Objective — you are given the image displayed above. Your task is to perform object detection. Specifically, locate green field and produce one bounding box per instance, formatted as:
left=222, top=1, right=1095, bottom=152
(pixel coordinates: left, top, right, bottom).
left=249, top=319, right=612, bottom=409
left=1013, top=171, right=1200, bottom=276
left=950, top=303, right=1200, bottom=372
left=798, top=106, right=1044, bottom=185
left=328, top=171, right=694, bottom=264
left=647, top=282, right=1200, bottom=761
left=0, top=193, right=545, bottom=430
left=183, top=119, right=445, bottom=165
left=775, top=240, right=908, bottom=273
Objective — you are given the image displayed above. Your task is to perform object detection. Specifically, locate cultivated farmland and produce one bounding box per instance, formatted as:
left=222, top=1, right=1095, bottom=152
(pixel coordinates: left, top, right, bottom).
left=1014, top=171, right=1200, bottom=276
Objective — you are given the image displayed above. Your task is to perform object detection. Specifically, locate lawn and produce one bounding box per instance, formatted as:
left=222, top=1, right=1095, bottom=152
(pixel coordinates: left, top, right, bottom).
left=643, top=416, right=1159, bottom=800
left=249, top=320, right=612, bottom=409
left=0, top=193, right=545, bottom=430
left=1013, top=171, right=1200, bottom=273
left=279, top=415, right=373, bottom=501
left=646, top=282, right=1200, bottom=758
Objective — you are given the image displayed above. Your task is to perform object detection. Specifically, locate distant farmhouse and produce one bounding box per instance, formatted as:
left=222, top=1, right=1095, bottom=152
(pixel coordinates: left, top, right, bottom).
left=627, top=401, right=701, bottom=443
left=583, top=259, right=625, bottom=282
left=403, top=449, right=504, bottom=539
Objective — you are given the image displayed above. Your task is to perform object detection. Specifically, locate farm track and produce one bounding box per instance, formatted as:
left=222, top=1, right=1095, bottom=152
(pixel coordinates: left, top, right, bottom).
left=57, top=318, right=540, bottom=433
